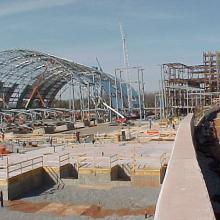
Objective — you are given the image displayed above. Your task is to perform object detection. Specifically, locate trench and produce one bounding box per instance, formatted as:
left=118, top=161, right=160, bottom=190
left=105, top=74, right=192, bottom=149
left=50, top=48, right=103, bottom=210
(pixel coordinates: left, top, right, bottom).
left=196, top=111, right=220, bottom=219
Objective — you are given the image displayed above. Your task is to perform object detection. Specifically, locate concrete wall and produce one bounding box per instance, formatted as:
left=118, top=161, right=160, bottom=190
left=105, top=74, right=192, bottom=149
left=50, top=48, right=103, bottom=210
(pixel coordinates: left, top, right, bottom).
left=43, top=166, right=60, bottom=185
left=60, top=164, right=78, bottom=179
left=0, top=167, right=44, bottom=200
left=111, top=165, right=119, bottom=180
left=159, top=165, right=167, bottom=184
left=0, top=164, right=77, bottom=201
left=78, top=167, right=112, bottom=184
left=154, top=114, right=215, bottom=220
left=131, top=169, right=160, bottom=188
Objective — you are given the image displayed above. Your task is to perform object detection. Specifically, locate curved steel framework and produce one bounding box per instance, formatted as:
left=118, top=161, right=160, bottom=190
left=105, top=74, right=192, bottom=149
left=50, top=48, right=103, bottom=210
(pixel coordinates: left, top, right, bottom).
left=0, top=49, right=138, bottom=109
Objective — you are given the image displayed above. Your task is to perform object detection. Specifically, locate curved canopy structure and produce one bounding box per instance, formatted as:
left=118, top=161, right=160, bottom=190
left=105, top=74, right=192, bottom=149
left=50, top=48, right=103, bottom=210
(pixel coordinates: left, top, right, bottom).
left=0, top=49, right=138, bottom=109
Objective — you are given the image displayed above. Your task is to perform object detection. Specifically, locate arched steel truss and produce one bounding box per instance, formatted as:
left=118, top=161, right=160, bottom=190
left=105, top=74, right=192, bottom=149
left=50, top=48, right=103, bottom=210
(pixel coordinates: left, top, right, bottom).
left=0, top=49, right=138, bottom=109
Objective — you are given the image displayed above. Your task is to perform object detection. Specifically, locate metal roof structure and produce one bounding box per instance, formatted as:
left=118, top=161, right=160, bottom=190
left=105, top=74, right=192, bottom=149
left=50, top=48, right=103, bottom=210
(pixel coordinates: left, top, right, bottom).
left=0, top=49, right=138, bottom=109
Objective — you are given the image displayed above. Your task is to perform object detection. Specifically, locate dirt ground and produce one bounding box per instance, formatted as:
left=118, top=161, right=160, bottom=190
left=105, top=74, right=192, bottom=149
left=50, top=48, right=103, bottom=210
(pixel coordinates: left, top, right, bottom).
left=1, top=184, right=158, bottom=219
left=7, top=200, right=155, bottom=218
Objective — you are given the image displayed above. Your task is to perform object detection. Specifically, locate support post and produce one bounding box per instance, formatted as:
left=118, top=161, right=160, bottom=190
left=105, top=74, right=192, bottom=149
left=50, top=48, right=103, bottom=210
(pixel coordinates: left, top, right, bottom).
left=108, top=80, right=112, bottom=122
left=114, top=69, right=119, bottom=115
left=87, top=83, right=90, bottom=120
left=138, top=69, right=142, bottom=121
left=119, top=70, right=124, bottom=111
left=141, top=69, right=145, bottom=119
left=79, top=85, right=83, bottom=121
left=0, top=191, right=3, bottom=207
left=71, top=74, right=75, bottom=122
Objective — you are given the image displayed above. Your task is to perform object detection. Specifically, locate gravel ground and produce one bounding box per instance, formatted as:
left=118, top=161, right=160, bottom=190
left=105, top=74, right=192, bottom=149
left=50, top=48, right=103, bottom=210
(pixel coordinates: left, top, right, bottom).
left=0, top=185, right=158, bottom=220
left=22, top=185, right=159, bottom=210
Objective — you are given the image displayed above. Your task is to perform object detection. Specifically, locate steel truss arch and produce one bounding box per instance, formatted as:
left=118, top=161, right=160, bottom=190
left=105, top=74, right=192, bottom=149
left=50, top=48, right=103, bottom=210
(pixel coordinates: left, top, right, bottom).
left=0, top=49, right=138, bottom=109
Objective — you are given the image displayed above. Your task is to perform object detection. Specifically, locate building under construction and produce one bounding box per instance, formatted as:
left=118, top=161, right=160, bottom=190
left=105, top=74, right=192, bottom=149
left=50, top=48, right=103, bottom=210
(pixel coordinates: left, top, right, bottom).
left=160, top=51, right=220, bottom=117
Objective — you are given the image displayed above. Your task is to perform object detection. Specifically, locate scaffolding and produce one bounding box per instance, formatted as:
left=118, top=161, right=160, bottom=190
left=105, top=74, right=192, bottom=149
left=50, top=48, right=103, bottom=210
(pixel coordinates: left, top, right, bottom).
left=160, top=51, right=220, bottom=117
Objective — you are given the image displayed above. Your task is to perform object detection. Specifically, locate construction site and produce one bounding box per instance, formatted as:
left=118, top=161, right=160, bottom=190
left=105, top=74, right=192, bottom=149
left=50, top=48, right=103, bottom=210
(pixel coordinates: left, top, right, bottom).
left=2, top=0, right=220, bottom=219
left=0, top=48, right=178, bottom=220
left=2, top=47, right=220, bottom=219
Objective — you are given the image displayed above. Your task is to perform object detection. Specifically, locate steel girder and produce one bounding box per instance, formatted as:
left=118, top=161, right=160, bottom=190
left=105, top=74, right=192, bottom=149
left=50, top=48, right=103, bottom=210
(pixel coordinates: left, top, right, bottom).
left=0, top=49, right=138, bottom=109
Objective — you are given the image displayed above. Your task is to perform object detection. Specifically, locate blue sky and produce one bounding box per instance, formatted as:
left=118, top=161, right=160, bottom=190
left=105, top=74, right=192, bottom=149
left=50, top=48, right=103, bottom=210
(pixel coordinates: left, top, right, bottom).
left=0, top=0, right=219, bottom=91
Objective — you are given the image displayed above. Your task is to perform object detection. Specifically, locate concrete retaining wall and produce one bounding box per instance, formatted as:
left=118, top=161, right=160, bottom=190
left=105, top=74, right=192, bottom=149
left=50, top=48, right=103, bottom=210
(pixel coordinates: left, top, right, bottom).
left=154, top=114, right=215, bottom=220
left=110, top=165, right=119, bottom=180
left=0, top=159, right=163, bottom=200
left=78, top=167, right=112, bottom=184
left=60, top=164, right=78, bottom=179
left=0, top=164, right=77, bottom=201
left=0, top=167, right=44, bottom=200
left=131, top=169, right=160, bottom=187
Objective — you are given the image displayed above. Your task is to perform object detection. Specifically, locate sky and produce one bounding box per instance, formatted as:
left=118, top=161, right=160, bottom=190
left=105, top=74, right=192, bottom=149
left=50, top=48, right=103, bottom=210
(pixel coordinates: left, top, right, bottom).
left=0, top=0, right=220, bottom=92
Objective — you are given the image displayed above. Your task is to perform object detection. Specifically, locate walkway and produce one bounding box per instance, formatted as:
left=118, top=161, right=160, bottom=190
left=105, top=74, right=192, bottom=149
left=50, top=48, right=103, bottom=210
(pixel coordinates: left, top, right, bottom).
left=154, top=114, right=215, bottom=220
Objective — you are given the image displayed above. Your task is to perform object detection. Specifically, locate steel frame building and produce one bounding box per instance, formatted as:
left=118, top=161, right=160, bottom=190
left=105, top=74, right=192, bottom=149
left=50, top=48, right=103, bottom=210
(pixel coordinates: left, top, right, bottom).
left=160, top=51, right=220, bottom=117
left=0, top=49, right=138, bottom=110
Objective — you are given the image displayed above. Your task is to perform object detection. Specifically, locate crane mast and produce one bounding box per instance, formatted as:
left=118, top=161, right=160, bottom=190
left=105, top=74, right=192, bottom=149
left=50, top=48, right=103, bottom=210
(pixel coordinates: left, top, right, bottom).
left=119, top=23, right=132, bottom=112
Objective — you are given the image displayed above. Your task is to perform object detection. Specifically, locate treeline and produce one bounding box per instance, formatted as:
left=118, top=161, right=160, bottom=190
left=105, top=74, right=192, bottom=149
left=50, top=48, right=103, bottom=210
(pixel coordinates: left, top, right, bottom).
left=52, top=92, right=157, bottom=109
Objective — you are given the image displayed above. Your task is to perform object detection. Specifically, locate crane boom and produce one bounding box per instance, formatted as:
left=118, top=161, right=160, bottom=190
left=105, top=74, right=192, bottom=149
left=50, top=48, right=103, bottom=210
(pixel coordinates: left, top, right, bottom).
left=102, top=102, right=125, bottom=118
left=96, top=57, right=103, bottom=72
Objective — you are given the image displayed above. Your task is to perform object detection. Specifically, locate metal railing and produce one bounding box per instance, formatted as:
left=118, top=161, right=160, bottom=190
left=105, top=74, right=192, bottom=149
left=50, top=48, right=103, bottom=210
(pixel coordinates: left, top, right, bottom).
left=43, top=153, right=70, bottom=167
left=0, top=151, right=168, bottom=180
left=77, top=155, right=111, bottom=168
left=58, top=153, right=70, bottom=167
left=0, top=152, right=71, bottom=179
left=0, top=156, right=43, bottom=179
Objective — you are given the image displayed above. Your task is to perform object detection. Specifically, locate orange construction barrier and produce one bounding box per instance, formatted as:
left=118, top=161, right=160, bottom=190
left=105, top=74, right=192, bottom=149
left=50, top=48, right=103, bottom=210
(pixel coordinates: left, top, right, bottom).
left=144, top=129, right=160, bottom=136
left=0, top=145, right=10, bottom=155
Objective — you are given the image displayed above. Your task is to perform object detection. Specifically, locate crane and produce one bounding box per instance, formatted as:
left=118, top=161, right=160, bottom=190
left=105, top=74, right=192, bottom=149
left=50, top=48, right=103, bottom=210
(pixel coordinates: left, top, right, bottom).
left=119, top=23, right=132, bottom=112
left=96, top=57, right=103, bottom=72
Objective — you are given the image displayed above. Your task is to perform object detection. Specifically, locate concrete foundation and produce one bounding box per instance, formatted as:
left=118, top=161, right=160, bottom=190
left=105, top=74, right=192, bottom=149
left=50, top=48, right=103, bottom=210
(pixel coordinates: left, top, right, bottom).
left=131, top=169, right=161, bottom=188
left=0, top=163, right=163, bottom=200
left=0, top=167, right=44, bottom=200
left=0, top=164, right=78, bottom=201
left=0, top=140, right=171, bottom=200
left=78, top=167, right=113, bottom=184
